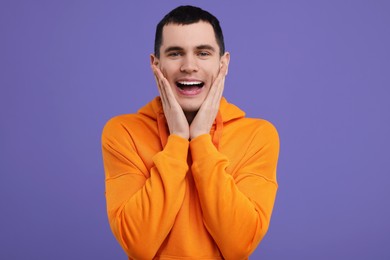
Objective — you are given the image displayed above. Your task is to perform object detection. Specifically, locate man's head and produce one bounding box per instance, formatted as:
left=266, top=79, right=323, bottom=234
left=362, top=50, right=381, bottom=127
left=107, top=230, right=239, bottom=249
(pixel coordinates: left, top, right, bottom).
left=151, top=6, right=230, bottom=116
left=154, top=5, right=225, bottom=58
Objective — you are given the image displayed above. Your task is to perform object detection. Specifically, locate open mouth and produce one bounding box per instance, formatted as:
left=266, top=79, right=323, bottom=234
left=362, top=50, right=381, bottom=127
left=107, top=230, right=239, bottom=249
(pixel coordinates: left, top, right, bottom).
left=176, top=81, right=205, bottom=95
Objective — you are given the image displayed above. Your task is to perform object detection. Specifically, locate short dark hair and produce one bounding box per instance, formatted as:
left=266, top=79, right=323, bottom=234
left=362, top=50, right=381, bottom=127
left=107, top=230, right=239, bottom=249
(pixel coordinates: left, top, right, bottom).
left=154, top=5, right=225, bottom=58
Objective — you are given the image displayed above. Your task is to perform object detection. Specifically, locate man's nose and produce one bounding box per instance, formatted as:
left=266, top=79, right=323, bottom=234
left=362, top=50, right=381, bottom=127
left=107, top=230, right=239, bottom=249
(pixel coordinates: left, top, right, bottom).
left=180, top=55, right=198, bottom=73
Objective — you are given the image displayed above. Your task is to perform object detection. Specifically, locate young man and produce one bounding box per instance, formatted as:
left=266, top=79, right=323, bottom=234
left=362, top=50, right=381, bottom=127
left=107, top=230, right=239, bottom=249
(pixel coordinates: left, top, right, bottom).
left=102, top=5, right=279, bottom=260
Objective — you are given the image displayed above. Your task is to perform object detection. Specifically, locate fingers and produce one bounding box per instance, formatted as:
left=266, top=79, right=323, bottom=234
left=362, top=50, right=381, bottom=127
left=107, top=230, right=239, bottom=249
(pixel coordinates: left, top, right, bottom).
left=213, top=63, right=227, bottom=92
left=205, top=63, right=227, bottom=105
left=152, top=66, right=166, bottom=105
left=151, top=64, right=175, bottom=109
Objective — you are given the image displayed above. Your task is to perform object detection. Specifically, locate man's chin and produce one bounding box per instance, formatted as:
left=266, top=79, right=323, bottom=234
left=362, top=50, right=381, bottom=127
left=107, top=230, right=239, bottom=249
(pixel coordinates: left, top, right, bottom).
left=181, top=104, right=201, bottom=113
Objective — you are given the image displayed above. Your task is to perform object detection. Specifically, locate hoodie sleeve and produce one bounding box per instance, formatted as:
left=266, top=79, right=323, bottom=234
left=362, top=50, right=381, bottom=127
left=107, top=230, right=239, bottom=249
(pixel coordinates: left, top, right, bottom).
left=102, top=117, right=189, bottom=259
left=189, top=120, right=279, bottom=260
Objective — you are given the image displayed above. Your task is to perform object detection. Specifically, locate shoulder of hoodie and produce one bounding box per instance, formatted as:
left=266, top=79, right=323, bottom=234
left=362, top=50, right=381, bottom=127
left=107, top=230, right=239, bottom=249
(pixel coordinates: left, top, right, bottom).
left=102, top=112, right=152, bottom=138
left=233, top=116, right=279, bottom=143
left=221, top=99, right=278, bottom=137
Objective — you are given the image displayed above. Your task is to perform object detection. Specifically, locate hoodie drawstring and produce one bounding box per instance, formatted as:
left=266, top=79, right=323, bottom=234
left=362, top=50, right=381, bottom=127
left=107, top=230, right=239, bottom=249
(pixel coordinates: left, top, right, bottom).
left=212, top=111, right=223, bottom=150
left=157, top=113, right=169, bottom=148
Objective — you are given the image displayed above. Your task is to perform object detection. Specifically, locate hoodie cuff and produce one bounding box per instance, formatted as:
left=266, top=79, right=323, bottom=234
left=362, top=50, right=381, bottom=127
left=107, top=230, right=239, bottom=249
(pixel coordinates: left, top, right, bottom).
left=163, top=134, right=190, bottom=162
left=189, top=134, right=219, bottom=161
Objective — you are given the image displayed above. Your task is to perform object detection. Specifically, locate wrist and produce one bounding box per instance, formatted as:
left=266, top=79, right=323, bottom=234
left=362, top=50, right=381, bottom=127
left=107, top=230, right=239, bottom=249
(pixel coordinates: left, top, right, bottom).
left=189, top=130, right=208, bottom=140
left=171, top=131, right=189, bottom=140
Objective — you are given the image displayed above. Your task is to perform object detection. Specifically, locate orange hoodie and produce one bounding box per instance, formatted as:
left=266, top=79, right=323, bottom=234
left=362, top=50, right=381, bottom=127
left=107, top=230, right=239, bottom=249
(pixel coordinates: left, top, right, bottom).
left=102, top=97, right=279, bottom=260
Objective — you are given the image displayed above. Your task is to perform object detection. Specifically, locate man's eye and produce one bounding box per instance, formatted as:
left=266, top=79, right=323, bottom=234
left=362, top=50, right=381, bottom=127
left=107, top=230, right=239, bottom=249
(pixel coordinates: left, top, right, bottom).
left=168, top=52, right=181, bottom=57
left=198, top=51, right=210, bottom=57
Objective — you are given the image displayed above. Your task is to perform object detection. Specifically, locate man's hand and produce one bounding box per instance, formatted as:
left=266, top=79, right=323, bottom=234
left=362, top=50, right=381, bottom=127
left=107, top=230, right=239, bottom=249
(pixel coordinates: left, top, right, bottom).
left=152, top=64, right=190, bottom=139
left=189, top=63, right=228, bottom=140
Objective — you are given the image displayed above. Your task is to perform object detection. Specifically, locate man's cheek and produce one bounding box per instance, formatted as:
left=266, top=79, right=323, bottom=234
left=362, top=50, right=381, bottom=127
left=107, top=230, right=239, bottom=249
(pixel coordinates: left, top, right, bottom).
left=159, top=66, right=170, bottom=80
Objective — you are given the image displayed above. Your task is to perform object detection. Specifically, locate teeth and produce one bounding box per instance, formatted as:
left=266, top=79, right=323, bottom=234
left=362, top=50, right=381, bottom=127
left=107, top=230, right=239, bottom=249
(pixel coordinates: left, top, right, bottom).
left=177, top=81, right=203, bottom=85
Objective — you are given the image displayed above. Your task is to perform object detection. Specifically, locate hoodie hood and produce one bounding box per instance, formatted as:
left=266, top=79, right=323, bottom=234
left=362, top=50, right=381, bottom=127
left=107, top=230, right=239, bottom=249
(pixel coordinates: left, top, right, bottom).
left=138, top=96, right=245, bottom=149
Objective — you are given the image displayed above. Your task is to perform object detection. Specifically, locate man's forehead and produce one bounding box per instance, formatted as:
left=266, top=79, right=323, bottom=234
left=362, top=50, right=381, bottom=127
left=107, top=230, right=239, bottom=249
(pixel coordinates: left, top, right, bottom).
left=160, top=21, right=219, bottom=49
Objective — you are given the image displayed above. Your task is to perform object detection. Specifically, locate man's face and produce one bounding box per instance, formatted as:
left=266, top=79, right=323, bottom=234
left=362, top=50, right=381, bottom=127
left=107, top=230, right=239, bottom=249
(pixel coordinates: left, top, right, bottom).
left=151, top=21, right=230, bottom=114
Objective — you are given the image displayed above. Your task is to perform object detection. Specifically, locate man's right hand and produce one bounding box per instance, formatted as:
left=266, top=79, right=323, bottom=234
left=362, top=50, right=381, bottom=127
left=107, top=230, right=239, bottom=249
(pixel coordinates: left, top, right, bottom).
left=152, top=64, right=190, bottom=140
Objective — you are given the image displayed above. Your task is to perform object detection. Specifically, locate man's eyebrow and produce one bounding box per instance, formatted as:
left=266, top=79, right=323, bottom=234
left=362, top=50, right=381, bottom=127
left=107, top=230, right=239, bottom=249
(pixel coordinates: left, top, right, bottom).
left=196, top=45, right=216, bottom=52
left=164, top=45, right=216, bottom=54
left=164, top=46, right=184, bottom=53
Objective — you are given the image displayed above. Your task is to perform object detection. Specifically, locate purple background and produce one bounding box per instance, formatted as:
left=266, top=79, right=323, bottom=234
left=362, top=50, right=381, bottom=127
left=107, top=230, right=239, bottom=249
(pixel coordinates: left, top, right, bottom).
left=1, top=1, right=389, bottom=259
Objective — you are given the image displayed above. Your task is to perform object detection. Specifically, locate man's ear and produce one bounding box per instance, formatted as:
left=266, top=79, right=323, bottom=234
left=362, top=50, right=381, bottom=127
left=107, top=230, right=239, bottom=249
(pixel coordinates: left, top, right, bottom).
left=220, top=52, right=230, bottom=75
left=150, top=54, right=159, bottom=67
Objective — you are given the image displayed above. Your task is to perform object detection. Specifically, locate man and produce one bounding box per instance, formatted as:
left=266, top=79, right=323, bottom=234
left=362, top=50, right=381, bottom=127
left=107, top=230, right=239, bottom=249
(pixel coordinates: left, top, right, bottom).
left=102, top=5, right=279, bottom=260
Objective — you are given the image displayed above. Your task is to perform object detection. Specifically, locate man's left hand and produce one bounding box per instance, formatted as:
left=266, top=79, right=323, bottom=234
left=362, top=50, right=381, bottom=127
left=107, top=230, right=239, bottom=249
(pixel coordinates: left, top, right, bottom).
left=189, top=63, right=228, bottom=140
